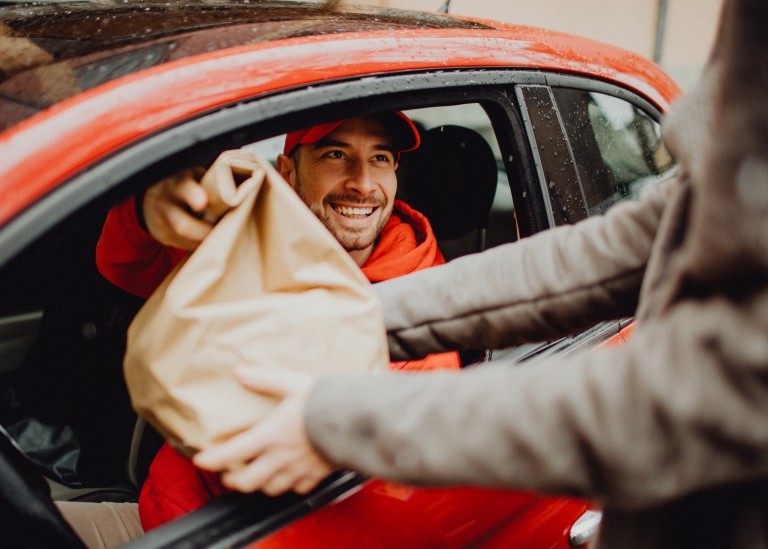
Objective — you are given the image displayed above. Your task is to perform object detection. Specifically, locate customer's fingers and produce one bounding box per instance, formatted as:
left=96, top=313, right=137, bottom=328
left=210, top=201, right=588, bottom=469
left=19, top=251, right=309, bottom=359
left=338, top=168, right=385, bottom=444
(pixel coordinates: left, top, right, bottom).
left=234, top=366, right=314, bottom=400
left=218, top=447, right=332, bottom=495
left=194, top=422, right=269, bottom=472
left=220, top=451, right=286, bottom=493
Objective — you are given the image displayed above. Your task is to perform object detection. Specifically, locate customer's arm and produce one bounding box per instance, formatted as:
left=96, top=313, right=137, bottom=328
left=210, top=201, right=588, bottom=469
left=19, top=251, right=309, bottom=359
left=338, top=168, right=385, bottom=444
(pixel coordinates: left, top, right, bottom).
left=195, top=285, right=768, bottom=508
left=376, top=178, right=674, bottom=359
left=306, top=285, right=768, bottom=510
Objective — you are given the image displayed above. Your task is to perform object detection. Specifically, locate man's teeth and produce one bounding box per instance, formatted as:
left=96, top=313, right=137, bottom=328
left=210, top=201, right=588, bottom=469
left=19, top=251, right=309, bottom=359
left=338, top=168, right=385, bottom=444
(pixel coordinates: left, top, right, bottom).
left=335, top=205, right=373, bottom=216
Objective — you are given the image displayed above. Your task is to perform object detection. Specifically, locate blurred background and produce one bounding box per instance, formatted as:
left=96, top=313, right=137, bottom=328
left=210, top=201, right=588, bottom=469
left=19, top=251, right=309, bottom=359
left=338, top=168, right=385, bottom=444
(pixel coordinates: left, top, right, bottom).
left=350, top=0, right=724, bottom=93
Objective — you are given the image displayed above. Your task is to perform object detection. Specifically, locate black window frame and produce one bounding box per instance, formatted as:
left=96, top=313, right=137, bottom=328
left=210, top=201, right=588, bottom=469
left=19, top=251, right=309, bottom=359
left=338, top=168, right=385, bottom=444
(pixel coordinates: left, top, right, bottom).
left=0, top=66, right=674, bottom=547
left=0, top=67, right=567, bottom=547
left=516, top=74, right=668, bottom=228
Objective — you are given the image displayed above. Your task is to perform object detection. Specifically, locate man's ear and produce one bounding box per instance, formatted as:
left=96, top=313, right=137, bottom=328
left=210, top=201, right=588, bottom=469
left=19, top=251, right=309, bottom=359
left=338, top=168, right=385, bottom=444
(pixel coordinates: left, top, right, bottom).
left=276, top=153, right=296, bottom=186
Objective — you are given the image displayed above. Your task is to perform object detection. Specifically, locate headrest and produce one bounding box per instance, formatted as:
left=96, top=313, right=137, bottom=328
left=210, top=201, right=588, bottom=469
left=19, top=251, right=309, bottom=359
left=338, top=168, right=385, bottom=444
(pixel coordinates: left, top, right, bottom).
left=398, top=125, right=497, bottom=240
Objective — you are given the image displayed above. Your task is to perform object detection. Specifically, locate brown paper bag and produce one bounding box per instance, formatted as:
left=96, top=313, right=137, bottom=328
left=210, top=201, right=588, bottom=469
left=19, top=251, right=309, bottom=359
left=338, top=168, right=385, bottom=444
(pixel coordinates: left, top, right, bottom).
left=123, top=150, right=388, bottom=455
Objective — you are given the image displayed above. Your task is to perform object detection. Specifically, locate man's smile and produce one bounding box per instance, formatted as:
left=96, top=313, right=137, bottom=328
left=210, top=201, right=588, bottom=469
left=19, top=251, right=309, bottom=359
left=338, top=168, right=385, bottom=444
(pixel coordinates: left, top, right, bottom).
left=331, top=204, right=376, bottom=218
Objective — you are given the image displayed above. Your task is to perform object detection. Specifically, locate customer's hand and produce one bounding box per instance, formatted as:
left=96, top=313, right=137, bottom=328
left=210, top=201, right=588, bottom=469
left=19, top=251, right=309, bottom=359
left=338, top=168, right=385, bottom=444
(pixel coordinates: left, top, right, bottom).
left=193, top=367, right=335, bottom=496
left=143, top=167, right=213, bottom=251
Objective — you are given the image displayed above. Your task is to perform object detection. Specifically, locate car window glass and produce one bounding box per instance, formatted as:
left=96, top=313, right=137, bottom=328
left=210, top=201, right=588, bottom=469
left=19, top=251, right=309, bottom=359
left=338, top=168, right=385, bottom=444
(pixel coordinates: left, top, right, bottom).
left=518, top=85, right=588, bottom=226
left=520, top=85, right=676, bottom=226
left=552, top=88, right=676, bottom=215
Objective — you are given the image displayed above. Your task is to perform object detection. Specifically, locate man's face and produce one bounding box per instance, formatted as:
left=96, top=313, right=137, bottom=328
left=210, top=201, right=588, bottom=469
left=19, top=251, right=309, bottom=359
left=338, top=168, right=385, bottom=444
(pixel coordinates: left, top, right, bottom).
left=278, top=117, right=399, bottom=265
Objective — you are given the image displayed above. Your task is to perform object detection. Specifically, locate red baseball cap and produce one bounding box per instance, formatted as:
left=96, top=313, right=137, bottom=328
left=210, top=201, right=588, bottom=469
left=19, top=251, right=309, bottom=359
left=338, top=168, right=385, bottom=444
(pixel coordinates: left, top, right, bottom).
left=282, top=111, right=421, bottom=156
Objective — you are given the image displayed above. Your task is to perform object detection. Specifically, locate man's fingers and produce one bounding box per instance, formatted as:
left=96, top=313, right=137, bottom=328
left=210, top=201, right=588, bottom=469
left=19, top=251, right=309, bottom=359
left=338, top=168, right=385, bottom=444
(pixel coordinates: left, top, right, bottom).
left=164, top=204, right=214, bottom=248
left=143, top=167, right=213, bottom=250
left=173, top=170, right=209, bottom=213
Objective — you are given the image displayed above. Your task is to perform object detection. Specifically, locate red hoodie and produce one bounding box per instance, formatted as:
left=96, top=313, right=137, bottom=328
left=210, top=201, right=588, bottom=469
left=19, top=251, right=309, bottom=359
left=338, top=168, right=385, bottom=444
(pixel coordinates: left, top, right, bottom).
left=96, top=195, right=460, bottom=530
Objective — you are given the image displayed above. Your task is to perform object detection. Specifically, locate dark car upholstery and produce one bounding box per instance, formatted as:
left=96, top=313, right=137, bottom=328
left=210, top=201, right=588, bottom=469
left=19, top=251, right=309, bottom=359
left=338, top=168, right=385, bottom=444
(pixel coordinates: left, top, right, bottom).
left=397, top=125, right=498, bottom=261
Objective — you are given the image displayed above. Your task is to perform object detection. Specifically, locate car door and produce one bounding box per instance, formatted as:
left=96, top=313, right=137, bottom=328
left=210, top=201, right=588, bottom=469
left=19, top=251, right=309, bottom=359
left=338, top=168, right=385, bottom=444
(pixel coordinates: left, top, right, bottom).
left=116, top=71, right=592, bottom=548
left=0, top=66, right=667, bottom=548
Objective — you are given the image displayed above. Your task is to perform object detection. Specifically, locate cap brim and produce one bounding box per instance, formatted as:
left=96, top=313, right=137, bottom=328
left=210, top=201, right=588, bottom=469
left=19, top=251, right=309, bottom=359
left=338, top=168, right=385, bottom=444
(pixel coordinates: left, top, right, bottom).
left=283, top=111, right=420, bottom=156
left=375, top=111, right=421, bottom=154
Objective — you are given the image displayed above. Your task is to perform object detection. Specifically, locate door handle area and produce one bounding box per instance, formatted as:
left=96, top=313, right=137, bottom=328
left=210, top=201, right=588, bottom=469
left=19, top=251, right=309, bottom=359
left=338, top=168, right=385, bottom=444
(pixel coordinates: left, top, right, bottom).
left=569, top=509, right=602, bottom=546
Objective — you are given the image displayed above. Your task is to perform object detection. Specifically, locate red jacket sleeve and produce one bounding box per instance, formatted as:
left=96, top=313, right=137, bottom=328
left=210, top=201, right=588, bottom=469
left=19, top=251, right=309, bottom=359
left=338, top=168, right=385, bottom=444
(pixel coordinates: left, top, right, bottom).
left=391, top=352, right=461, bottom=371
left=138, top=443, right=228, bottom=531
left=95, top=196, right=186, bottom=298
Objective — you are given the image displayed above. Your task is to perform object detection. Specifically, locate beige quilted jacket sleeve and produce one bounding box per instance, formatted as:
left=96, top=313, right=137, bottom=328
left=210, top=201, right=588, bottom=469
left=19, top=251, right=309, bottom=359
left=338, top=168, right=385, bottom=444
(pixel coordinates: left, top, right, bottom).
left=305, top=173, right=768, bottom=508
left=375, top=178, right=673, bottom=360
left=307, top=283, right=768, bottom=510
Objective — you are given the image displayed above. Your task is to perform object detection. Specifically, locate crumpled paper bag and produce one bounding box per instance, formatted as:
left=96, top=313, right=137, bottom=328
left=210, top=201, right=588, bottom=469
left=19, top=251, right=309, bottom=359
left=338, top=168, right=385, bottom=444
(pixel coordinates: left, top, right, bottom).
left=123, top=150, right=388, bottom=455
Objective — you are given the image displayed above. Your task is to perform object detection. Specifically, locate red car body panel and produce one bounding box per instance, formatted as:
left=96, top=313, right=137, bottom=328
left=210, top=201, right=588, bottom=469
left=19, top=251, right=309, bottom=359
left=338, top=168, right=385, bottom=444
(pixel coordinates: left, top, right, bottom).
left=604, top=323, right=638, bottom=346
left=249, top=480, right=591, bottom=548
left=0, top=5, right=680, bottom=546
left=0, top=28, right=678, bottom=226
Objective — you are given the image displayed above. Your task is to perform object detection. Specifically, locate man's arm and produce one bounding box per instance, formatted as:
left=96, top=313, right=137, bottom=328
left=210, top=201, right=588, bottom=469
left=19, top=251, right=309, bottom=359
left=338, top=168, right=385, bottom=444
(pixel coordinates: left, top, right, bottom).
left=95, top=168, right=213, bottom=298
left=376, top=178, right=674, bottom=359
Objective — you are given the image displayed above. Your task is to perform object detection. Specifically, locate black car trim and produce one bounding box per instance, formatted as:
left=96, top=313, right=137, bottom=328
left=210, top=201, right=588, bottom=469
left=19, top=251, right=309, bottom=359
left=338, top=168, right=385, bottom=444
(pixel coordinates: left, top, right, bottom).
left=1, top=68, right=661, bottom=273
left=517, top=85, right=575, bottom=229
left=120, top=471, right=366, bottom=549
left=0, top=67, right=549, bottom=270
left=491, top=319, right=624, bottom=365
left=544, top=73, right=665, bottom=119
left=0, top=66, right=658, bottom=546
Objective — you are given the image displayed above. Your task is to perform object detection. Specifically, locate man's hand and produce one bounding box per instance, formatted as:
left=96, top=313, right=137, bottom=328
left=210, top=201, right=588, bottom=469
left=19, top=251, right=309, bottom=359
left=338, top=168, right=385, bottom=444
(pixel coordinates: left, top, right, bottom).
left=193, top=367, right=335, bottom=496
left=143, top=167, right=213, bottom=251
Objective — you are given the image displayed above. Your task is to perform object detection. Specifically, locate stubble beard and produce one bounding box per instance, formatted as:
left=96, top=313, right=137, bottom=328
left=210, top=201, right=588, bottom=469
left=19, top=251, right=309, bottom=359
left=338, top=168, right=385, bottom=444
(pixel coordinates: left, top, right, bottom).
left=293, top=176, right=391, bottom=252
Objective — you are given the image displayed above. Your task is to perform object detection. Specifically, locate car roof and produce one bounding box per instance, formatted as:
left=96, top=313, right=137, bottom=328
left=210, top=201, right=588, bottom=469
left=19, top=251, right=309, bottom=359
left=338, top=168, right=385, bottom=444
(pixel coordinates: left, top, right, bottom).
left=0, top=0, right=680, bottom=226
left=0, top=0, right=490, bottom=128
left=0, top=0, right=677, bottom=128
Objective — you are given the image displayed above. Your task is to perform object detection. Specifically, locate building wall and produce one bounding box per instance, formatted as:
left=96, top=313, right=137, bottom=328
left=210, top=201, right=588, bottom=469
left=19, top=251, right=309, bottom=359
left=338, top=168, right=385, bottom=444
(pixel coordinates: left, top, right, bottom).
left=352, top=0, right=723, bottom=92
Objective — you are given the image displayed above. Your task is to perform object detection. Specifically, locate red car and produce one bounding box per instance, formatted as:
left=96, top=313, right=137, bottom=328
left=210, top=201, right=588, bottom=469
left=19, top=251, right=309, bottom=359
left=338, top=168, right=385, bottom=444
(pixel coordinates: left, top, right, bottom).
left=0, top=1, right=679, bottom=548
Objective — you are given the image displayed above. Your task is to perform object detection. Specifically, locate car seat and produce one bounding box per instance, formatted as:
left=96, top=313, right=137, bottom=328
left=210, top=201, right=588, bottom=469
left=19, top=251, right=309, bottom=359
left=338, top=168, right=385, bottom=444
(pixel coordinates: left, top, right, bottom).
left=397, top=124, right=498, bottom=261
left=127, top=417, right=164, bottom=492
left=397, top=125, right=497, bottom=366
left=0, top=425, right=85, bottom=547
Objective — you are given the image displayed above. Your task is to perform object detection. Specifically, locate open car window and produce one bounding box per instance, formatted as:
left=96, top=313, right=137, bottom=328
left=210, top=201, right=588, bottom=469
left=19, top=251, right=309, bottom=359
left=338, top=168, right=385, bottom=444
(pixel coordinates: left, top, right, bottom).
left=244, top=102, right=518, bottom=263
left=0, top=86, right=530, bottom=541
left=0, top=66, right=671, bottom=546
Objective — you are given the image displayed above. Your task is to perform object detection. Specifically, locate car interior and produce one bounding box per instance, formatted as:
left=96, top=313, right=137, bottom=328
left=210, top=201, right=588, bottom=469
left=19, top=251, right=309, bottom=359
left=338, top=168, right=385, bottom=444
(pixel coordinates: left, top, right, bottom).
left=0, top=100, right=520, bottom=533
left=397, top=124, right=500, bottom=261
left=0, top=81, right=675, bottom=544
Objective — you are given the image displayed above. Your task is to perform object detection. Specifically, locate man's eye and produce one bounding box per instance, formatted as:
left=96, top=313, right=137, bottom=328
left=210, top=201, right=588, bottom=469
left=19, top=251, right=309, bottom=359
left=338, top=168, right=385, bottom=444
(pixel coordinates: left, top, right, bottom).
left=374, top=154, right=393, bottom=163
left=324, top=150, right=345, bottom=159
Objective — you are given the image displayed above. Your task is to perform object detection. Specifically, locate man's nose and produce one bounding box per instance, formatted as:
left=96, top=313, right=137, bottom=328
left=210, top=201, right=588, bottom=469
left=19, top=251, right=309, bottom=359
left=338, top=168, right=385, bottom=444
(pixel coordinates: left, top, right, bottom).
left=344, top=160, right=377, bottom=194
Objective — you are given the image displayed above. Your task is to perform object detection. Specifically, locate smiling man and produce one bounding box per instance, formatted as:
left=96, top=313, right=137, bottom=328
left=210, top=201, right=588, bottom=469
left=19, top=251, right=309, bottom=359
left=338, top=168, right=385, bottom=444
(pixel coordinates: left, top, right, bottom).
left=277, top=113, right=416, bottom=270
left=94, top=110, right=461, bottom=531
